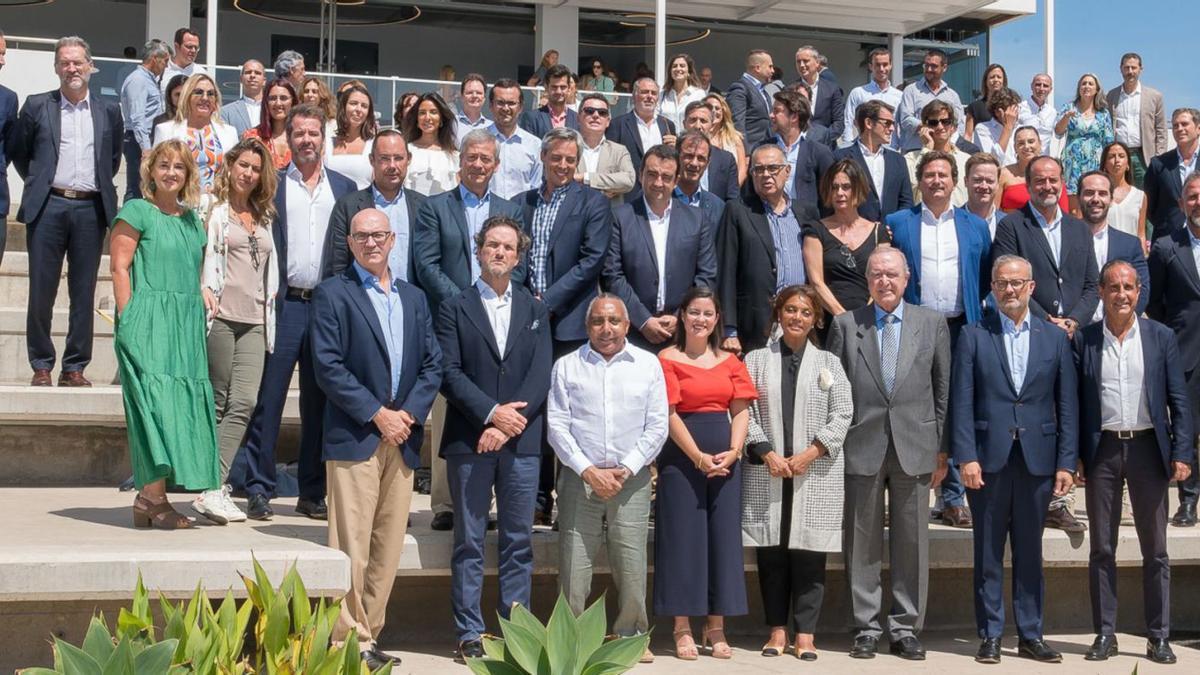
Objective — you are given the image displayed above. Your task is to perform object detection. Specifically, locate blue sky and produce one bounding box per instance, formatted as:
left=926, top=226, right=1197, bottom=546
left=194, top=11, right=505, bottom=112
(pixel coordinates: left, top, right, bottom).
left=990, top=0, right=1198, bottom=112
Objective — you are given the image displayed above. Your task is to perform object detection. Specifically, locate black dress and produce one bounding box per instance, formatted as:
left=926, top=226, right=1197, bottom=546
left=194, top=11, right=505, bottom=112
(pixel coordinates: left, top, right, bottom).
left=967, top=97, right=992, bottom=126
left=803, top=220, right=892, bottom=312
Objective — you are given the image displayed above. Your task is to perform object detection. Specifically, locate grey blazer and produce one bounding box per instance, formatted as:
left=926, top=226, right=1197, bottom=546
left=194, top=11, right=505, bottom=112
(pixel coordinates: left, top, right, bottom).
left=220, top=98, right=257, bottom=139
left=826, top=302, right=951, bottom=477
left=584, top=139, right=636, bottom=205
left=1106, top=83, right=1169, bottom=164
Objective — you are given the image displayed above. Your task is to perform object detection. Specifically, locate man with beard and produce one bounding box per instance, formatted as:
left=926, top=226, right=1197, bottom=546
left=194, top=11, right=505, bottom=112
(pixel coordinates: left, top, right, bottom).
left=673, top=130, right=727, bottom=230
left=1078, top=171, right=1149, bottom=325
left=487, top=79, right=542, bottom=200
left=520, top=64, right=578, bottom=139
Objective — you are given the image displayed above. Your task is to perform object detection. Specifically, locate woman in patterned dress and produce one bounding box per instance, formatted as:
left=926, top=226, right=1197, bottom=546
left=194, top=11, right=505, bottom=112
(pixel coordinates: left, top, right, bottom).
left=1055, top=73, right=1114, bottom=214
left=153, top=74, right=239, bottom=198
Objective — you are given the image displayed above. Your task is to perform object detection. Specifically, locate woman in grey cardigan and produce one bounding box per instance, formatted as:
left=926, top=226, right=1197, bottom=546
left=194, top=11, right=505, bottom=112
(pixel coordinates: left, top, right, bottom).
left=741, top=285, right=853, bottom=660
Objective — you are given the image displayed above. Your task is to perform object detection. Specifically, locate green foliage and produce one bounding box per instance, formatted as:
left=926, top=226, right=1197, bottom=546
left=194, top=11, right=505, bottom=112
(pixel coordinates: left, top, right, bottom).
left=20, top=557, right=390, bottom=675
left=465, top=593, right=647, bottom=675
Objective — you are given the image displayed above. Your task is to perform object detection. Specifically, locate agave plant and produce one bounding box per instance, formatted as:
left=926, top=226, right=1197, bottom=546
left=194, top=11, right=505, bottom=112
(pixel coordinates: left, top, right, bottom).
left=466, top=594, right=648, bottom=675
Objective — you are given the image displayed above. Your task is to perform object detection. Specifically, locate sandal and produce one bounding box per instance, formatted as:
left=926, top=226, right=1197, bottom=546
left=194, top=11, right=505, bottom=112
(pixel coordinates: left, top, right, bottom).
left=673, top=629, right=698, bottom=661
left=133, top=494, right=193, bottom=529
left=794, top=636, right=818, bottom=661
left=703, top=627, right=732, bottom=659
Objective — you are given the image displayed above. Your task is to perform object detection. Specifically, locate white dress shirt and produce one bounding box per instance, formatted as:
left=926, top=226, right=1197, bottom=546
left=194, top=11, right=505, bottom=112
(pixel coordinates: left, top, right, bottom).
left=1099, top=318, right=1153, bottom=431
left=1091, top=226, right=1110, bottom=323
left=974, top=119, right=1017, bottom=165
left=1113, top=83, right=1143, bottom=148
left=284, top=164, right=337, bottom=290
left=581, top=138, right=603, bottom=176
left=919, top=205, right=963, bottom=316
left=243, top=96, right=262, bottom=128
left=475, top=278, right=512, bottom=356
left=842, top=80, right=903, bottom=146
left=645, top=198, right=672, bottom=313
left=1017, top=96, right=1056, bottom=152
left=1177, top=147, right=1198, bottom=188
left=981, top=207, right=998, bottom=241
left=858, top=141, right=887, bottom=199
left=635, top=114, right=663, bottom=153
left=1032, top=205, right=1063, bottom=266
left=547, top=342, right=670, bottom=476
left=52, top=93, right=97, bottom=192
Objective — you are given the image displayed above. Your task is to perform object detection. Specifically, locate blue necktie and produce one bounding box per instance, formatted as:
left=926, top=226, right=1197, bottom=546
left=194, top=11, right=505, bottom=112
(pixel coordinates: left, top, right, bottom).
left=881, top=314, right=899, bottom=394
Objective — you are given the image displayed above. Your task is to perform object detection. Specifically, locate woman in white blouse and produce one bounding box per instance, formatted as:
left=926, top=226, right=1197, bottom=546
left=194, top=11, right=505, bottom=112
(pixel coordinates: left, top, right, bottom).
left=659, top=54, right=707, bottom=131
left=401, top=93, right=460, bottom=196
left=153, top=74, right=239, bottom=196
left=324, top=82, right=376, bottom=189
left=1102, top=141, right=1149, bottom=245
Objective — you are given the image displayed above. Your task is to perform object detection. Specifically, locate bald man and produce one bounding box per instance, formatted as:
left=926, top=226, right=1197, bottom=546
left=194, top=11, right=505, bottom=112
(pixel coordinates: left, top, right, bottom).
left=221, top=59, right=265, bottom=137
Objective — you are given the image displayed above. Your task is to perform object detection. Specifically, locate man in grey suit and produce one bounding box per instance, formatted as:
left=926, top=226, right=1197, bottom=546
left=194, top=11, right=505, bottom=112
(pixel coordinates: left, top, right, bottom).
left=1106, top=53, right=1168, bottom=188
left=220, top=59, right=265, bottom=138
left=576, top=93, right=635, bottom=206
left=827, top=245, right=951, bottom=661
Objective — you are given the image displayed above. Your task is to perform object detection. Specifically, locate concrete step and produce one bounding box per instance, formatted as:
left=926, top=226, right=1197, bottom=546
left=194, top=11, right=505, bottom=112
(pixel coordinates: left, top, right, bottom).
left=0, top=251, right=114, bottom=308
left=0, top=307, right=119, bottom=384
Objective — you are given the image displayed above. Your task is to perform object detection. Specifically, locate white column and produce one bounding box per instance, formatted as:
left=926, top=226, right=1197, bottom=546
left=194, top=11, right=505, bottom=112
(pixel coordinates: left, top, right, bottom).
left=145, top=0, right=190, bottom=44
left=1044, top=0, right=1055, bottom=107
left=888, top=34, right=904, bottom=86
left=534, top=5, right=579, bottom=77
left=654, top=0, right=666, bottom=88
left=206, top=0, right=218, bottom=70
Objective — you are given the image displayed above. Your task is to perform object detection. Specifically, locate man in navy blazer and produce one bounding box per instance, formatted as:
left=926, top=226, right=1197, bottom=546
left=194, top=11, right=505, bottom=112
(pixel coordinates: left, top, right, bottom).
left=951, top=254, right=1077, bottom=664
left=766, top=89, right=833, bottom=208
left=673, top=130, right=727, bottom=232
left=1146, top=171, right=1200, bottom=525
left=836, top=100, right=913, bottom=221
left=794, top=46, right=845, bottom=140
left=606, top=77, right=677, bottom=179
left=1073, top=260, right=1192, bottom=664
left=324, top=131, right=426, bottom=282
left=310, top=208, right=441, bottom=670
left=436, top=216, right=551, bottom=661
left=680, top=101, right=739, bottom=201
left=1143, top=108, right=1198, bottom=240
left=239, top=105, right=357, bottom=521
left=602, top=145, right=717, bottom=351
left=1078, top=172, right=1149, bottom=325
left=0, top=33, right=19, bottom=264
left=992, top=157, right=1100, bottom=333
left=726, top=50, right=775, bottom=148
left=518, top=64, right=579, bottom=140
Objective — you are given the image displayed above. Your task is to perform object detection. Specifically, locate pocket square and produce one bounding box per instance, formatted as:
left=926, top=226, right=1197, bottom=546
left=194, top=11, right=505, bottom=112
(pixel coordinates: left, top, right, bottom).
left=530, top=319, right=540, bottom=330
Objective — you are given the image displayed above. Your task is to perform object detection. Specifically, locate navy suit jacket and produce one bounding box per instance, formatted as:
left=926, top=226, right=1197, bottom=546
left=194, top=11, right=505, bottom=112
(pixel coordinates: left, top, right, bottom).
left=518, top=105, right=579, bottom=140
left=310, top=268, right=443, bottom=468
left=806, top=122, right=836, bottom=150
left=605, top=112, right=677, bottom=177
left=794, top=78, right=845, bottom=140
left=726, top=76, right=772, bottom=148
left=887, top=206, right=991, bottom=324
left=323, top=186, right=427, bottom=282
left=950, top=311, right=1078, bottom=476
left=1073, top=318, right=1194, bottom=473
left=271, top=167, right=357, bottom=310
left=413, top=187, right=525, bottom=313
left=755, top=137, right=834, bottom=208
left=956, top=136, right=983, bottom=155
left=602, top=199, right=718, bottom=329
left=706, top=146, right=740, bottom=201
left=1144, top=149, right=1187, bottom=240
left=834, top=143, right=913, bottom=221
left=991, top=204, right=1099, bottom=325
left=0, top=85, right=17, bottom=219
left=11, top=89, right=123, bottom=225
left=517, top=182, right=613, bottom=342
left=1101, top=226, right=1151, bottom=318
left=437, top=284, right=552, bottom=457
left=684, top=190, right=727, bottom=232
left=1147, top=227, right=1200, bottom=374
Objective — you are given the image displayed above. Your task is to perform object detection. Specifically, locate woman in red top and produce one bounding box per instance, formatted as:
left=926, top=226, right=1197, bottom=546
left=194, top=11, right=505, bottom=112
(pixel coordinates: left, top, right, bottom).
left=996, top=126, right=1070, bottom=214
left=655, top=287, right=757, bottom=661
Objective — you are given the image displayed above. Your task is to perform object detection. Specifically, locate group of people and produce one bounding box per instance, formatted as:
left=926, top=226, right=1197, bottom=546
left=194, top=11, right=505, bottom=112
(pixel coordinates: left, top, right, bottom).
left=0, top=25, right=1197, bottom=670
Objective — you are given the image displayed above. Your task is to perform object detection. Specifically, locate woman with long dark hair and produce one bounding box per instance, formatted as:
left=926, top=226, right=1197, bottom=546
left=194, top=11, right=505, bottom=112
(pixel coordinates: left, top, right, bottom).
left=325, top=82, right=377, bottom=188
left=402, top=92, right=459, bottom=196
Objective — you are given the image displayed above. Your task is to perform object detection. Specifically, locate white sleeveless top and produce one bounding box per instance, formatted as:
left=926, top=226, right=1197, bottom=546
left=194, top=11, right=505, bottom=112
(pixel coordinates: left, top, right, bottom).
left=1107, top=186, right=1145, bottom=238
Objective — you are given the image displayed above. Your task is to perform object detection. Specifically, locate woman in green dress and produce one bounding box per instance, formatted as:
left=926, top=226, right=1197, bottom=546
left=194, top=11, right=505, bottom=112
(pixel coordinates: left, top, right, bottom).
left=110, top=139, right=221, bottom=529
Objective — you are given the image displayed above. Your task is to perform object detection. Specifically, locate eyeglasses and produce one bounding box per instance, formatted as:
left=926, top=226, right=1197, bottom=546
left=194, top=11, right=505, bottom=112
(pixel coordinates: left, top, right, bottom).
left=751, top=164, right=788, bottom=176
left=925, top=117, right=954, bottom=128
left=580, top=107, right=610, bottom=117
left=191, top=90, right=218, bottom=99
left=991, top=279, right=1031, bottom=291
left=350, top=231, right=393, bottom=244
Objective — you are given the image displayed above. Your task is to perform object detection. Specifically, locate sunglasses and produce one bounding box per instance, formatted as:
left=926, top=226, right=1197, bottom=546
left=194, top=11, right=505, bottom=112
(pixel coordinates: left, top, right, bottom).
left=925, top=117, right=954, bottom=128
left=580, top=107, right=610, bottom=117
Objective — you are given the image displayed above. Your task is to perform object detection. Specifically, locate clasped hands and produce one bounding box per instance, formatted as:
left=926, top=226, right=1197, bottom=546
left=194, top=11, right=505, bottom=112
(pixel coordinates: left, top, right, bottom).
left=373, top=407, right=418, bottom=446
left=762, top=446, right=820, bottom=479
left=477, top=401, right=528, bottom=453
left=696, top=448, right=743, bottom=478
left=582, top=465, right=629, bottom=501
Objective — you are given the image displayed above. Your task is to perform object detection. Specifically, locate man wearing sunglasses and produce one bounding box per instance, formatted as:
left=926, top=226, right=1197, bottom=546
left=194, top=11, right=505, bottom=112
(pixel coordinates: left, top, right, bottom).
left=575, top=93, right=635, bottom=205
left=834, top=100, right=912, bottom=221
left=904, top=101, right=973, bottom=207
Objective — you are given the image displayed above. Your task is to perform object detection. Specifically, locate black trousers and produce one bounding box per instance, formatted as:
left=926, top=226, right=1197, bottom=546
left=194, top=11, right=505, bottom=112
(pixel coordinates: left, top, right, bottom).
left=26, top=193, right=105, bottom=373
left=122, top=132, right=143, bottom=203
left=756, top=473, right=827, bottom=633
left=1085, top=432, right=1171, bottom=638
left=536, top=338, right=586, bottom=515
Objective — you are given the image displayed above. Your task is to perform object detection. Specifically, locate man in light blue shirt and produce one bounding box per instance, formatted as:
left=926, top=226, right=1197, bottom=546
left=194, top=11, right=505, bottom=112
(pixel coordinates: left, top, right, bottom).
left=119, top=39, right=171, bottom=201
left=487, top=78, right=542, bottom=199
left=842, top=47, right=904, bottom=147
left=373, top=184, right=411, bottom=284
left=896, top=49, right=965, bottom=152
left=454, top=74, right=491, bottom=148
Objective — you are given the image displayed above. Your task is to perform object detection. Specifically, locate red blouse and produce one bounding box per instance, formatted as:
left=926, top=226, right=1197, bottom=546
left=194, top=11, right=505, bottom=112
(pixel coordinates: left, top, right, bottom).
left=660, top=355, right=758, bottom=413
left=999, top=182, right=1070, bottom=213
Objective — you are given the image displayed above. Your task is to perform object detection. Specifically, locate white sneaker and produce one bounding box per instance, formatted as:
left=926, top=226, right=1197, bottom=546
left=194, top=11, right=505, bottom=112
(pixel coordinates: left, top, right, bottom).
left=221, top=485, right=247, bottom=522
left=192, top=489, right=229, bottom=525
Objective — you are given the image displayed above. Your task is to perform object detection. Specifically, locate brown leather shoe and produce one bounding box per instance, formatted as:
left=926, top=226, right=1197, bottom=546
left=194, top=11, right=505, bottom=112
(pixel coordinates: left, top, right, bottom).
left=1044, top=503, right=1086, bottom=532
left=58, top=370, right=93, bottom=387
left=941, top=504, right=974, bottom=528
left=30, top=369, right=53, bottom=386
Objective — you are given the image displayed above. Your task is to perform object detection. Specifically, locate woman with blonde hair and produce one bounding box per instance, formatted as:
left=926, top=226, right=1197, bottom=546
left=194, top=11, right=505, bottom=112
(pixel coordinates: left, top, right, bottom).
left=528, top=49, right=559, bottom=86
left=1055, top=72, right=1114, bottom=211
left=201, top=138, right=281, bottom=524
left=705, top=93, right=749, bottom=185
left=110, top=140, right=221, bottom=529
left=153, top=73, right=239, bottom=194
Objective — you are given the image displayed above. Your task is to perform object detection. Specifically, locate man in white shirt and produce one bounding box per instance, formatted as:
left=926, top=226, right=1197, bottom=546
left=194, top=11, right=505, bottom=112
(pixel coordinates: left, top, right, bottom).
left=606, top=77, right=677, bottom=178
left=964, top=152, right=1002, bottom=239
left=547, top=293, right=668, bottom=662
left=161, top=28, right=207, bottom=94
left=487, top=78, right=542, bottom=200
left=794, top=45, right=844, bottom=140
left=453, top=73, right=491, bottom=148
left=574, top=93, right=635, bottom=204
left=1106, top=53, right=1169, bottom=187
left=842, top=47, right=903, bottom=147
left=1079, top=171, right=1149, bottom=325
left=220, top=59, right=264, bottom=138
left=1017, top=74, right=1056, bottom=154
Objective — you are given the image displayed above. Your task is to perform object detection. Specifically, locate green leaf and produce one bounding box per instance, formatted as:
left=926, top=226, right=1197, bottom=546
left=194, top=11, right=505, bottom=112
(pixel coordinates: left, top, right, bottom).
left=573, top=596, right=607, bottom=669
left=133, top=640, right=179, bottom=674
left=544, top=595, right=578, bottom=675
left=506, top=602, right=546, bottom=639
left=54, top=638, right=103, bottom=675
left=100, top=637, right=134, bottom=675
left=580, top=662, right=633, bottom=675
left=252, top=556, right=278, bottom=610
left=371, top=662, right=394, bottom=675
left=81, top=617, right=116, bottom=665
left=464, top=660, right=526, bottom=675
left=496, top=618, right=546, bottom=674
left=131, top=576, right=150, bottom=624
left=290, top=572, right=311, bottom=633
left=582, top=634, right=648, bottom=671
left=480, top=636, right=508, bottom=663
left=263, top=595, right=290, bottom=657
left=20, top=668, right=62, bottom=675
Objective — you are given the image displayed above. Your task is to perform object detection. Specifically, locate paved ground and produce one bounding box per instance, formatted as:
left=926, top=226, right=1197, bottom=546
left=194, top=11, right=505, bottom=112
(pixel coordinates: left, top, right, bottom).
left=377, top=631, right=1198, bottom=673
